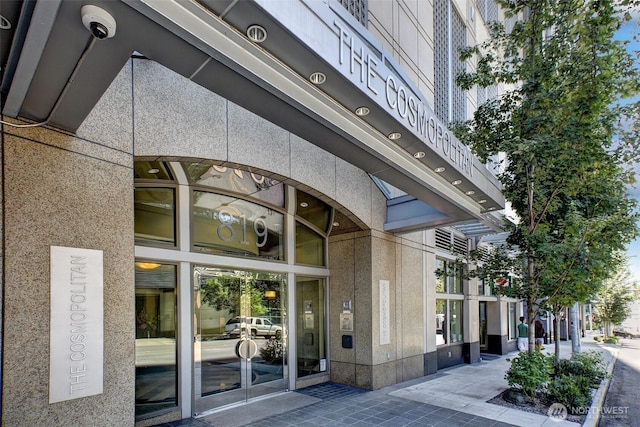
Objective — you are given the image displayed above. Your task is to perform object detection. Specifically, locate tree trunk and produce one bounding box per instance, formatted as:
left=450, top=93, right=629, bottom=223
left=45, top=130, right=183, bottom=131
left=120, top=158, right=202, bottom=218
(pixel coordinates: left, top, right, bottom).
left=570, top=302, right=581, bottom=354
left=554, top=309, right=561, bottom=362
left=528, top=296, right=535, bottom=353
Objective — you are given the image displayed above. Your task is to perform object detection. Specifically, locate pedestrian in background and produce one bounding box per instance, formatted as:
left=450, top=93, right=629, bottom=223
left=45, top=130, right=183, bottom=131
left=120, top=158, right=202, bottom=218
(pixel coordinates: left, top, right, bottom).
left=517, top=316, right=528, bottom=351
left=535, top=320, right=545, bottom=351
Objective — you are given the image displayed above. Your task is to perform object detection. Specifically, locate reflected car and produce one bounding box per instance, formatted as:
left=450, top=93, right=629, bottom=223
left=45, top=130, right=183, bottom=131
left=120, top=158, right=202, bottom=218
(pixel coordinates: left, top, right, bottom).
left=612, top=327, right=639, bottom=339
left=224, top=316, right=283, bottom=339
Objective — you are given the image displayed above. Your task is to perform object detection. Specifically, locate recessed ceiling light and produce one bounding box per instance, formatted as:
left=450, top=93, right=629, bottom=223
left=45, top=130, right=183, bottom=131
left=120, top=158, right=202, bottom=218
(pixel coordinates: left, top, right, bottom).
left=355, top=106, right=370, bottom=116
left=148, top=168, right=159, bottom=174
left=487, top=207, right=496, bottom=211
left=247, top=24, right=267, bottom=43
left=465, top=190, right=475, bottom=195
left=333, top=221, right=340, bottom=227
left=135, top=262, right=161, bottom=270
left=478, top=199, right=487, bottom=204
left=300, top=202, right=309, bottom=208
left=388, top=132, right=402, bottom=140
left=310, top=72, right=326, bottom=84
left=434, top=167, right=445, bottom=173
left=413, top=151, right=426, bottom=159
left=452, top=180, right=462, bottom=185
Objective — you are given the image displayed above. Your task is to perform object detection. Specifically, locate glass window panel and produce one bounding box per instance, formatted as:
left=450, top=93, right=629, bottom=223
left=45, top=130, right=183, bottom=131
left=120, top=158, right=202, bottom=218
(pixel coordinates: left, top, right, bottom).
left=134, top=161, right=174, bottom=180
left=296, top=190, right=331, bottom=233
left=296, top=277, right=326, bottom=378
left=448, top=263, right=463, bottom=294
left=435, top=259, right=446, bottom=293
left=295, top=222, right=326, bottom=267
left=192, top=191, right=284, bottom=260
left=135, top=188, right=176, bottom=246
left=449, top=300, right=463, bottom=343
left=436, top=299, right=447, bottom=345
left=135, top=263, right=177, bottom=417
left=182, top=163, right=285, bottom=208
left=509, top=303, right=517, bottom=339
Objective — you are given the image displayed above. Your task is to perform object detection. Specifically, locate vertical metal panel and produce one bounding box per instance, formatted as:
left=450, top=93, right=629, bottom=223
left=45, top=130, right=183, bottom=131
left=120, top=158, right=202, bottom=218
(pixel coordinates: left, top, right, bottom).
left=434, top=0, right=449, bottom=123
left=451, top=5, right=466, bottom=123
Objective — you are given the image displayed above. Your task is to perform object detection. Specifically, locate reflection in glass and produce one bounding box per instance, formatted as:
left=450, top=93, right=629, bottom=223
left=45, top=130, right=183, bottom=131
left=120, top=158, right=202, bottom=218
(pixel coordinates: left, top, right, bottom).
left=135, top=263, right=177, bottom=417
left=295, top=222, right=325, bottom=266
left=193, top=267, right=287, bottom=410
left=449, top=300, right=462, bottom=343
left=296, top=277, right=326, bottom=377
left=449, top=264, right=463, bottom=294
left=134, top=161, right=174, bottom=181
left=479, top=302, right=488, bottom=350
left=436, top=299, right=446, bottom=345
left=192, top=191, right=284, bottom=260
left=135, top=188, right=176, bottom=246
left=509, top=302, right=517, bottom=339
left=435, top=259, right=446, bottom=293
left=295, top=190, right=331, bottom=232
left=436, top=259, right=463, bottom=294
left=182, top=163, right=285, bottom=207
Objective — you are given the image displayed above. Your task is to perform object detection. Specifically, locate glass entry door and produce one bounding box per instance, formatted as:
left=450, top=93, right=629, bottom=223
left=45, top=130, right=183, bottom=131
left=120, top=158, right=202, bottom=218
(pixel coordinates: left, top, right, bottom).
left=193, top=267, right=287, bottom=414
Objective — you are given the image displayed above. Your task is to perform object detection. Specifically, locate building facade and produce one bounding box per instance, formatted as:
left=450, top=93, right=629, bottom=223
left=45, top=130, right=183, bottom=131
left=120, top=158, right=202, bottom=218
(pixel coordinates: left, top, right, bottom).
left=0, top=0, right=523, bottom=425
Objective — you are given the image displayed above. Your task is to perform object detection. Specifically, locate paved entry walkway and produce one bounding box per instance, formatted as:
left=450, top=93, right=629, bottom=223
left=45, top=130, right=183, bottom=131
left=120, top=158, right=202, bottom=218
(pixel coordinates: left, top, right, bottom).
left=155, top=382, right=518, bottom=427
left=152, top=335, right=616, bottom=427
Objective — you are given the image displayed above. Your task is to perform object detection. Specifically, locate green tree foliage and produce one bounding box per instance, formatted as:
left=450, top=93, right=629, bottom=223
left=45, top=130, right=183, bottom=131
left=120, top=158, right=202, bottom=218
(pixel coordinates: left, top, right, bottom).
left=454, top=0, right=639, bottom=352
left=199, top=273, right=282, bottom=318
left=592, top=265, right=638, bottom=336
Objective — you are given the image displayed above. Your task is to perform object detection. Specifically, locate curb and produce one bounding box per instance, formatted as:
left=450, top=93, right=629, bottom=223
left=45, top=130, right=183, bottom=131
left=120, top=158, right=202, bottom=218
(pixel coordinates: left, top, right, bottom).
left=581, top=345, right=618, bottom=427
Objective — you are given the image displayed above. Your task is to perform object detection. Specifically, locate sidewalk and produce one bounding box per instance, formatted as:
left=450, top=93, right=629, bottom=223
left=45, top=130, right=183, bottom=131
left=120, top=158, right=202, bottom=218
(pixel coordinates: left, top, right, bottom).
left=152, top=334, right=618, bottom=427
left=389, top=334, right=617, bottom=427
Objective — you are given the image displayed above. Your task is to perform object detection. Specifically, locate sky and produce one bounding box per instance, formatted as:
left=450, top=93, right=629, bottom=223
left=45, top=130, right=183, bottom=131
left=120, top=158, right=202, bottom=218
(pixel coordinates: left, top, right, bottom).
left=617, top=9, right=640, bottom=283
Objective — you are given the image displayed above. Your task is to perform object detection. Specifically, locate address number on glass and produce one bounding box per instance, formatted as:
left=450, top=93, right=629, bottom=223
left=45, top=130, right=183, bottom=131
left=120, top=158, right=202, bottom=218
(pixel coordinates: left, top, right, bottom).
left=216, top=208, right=269, bottom=248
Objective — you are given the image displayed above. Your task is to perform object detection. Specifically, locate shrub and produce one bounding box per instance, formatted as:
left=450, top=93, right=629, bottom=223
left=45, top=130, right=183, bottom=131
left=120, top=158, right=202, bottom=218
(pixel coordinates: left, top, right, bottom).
left=593, top=335, right=603, bottom=342
left=554, top=351, right=607, bottom=388
left=505, top=351, right=554, bottom=398
left=604, top=336, right=619, bottom=344
left=571, top=351, right=608, bottom=385
left=259, top=337, right=283, bottom=363
left=546, top=374, right=592, bottom=413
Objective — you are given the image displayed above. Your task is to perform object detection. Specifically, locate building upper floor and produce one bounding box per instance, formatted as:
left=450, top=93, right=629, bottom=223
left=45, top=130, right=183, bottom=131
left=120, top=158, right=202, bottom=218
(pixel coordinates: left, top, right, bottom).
left=1, top=0, right=508, bottom=238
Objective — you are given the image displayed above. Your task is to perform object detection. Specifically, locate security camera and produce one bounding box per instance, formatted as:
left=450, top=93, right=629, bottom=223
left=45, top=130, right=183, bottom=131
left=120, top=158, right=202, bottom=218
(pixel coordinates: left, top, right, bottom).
left=81, top=5, right=116, bottom=39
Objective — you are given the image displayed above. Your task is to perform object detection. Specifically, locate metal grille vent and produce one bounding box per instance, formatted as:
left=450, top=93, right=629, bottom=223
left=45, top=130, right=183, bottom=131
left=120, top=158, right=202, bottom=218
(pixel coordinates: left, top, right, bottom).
left=435, top=229, right=452, bottom=251
left=476, top=245, right=491, bottom=262
left=478, top=83, right=498, bottom=107
left=488, top=84, right=498, bottom=100
left=487, top=0, right=499, bottom=23
left=453, top=236, right=468, bottom=255
left=478, top=0, right=498, bottom=24
left=478, top=85, right=487, bottom=106
left=451, top=7, right=467, bottom=124
left=505, top=15, right=517, bottom=33
left=434, top=0, right=448, bottom=123
left=478, top=0, right=487, bottom=22
left=338, top=0, right=368, bottom=26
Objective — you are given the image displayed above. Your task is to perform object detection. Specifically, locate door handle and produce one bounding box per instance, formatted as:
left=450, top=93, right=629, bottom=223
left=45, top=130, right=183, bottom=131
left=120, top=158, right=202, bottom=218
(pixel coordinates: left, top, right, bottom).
left=235, top=338, right=258, bottom=360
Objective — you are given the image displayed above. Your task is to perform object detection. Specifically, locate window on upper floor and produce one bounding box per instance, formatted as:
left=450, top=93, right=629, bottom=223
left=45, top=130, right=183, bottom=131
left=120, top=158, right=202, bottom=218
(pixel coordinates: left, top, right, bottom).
left=434, top=1, right=467, bottom=125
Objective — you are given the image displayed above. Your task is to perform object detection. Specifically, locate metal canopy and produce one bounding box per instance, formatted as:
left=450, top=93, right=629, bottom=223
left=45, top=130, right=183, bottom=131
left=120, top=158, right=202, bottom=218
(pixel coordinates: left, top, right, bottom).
left=1, top=0, right=504, bottom=236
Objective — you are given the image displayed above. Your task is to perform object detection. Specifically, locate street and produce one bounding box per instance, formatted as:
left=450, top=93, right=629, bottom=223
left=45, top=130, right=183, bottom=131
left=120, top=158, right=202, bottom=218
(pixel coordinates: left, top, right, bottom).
left=599, top=338, right=640, bottom=427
